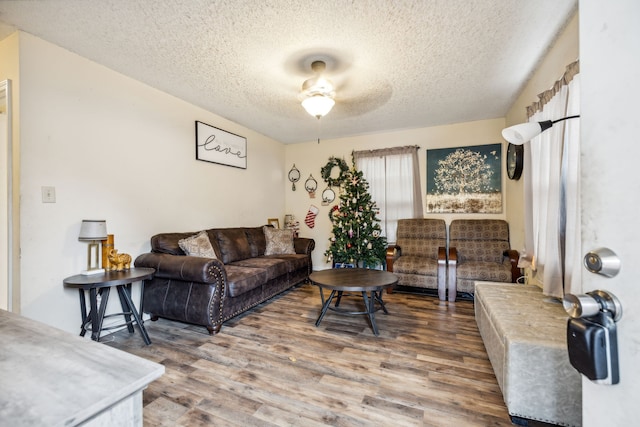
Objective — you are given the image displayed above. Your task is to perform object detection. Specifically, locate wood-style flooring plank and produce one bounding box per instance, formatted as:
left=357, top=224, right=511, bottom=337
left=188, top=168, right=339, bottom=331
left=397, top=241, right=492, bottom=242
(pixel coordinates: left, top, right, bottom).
left=106, top=282, right=553, bottom=426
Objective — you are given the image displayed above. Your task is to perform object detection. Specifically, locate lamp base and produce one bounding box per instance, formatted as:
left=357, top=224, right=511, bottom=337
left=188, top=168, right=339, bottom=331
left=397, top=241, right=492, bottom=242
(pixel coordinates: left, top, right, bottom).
left=81, top=268, right=106, bottom=276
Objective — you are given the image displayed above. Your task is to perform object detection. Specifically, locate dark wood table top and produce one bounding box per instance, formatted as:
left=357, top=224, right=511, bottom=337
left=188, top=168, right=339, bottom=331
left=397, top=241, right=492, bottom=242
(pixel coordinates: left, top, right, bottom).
left=309, top=268, right=398, bottom=292
left=63, top=268, right=155, bottom=289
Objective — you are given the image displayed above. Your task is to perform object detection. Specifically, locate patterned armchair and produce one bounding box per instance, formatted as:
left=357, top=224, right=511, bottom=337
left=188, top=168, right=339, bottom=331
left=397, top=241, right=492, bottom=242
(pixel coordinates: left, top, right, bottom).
left=447, top=219, right=519, bottom=302
left=386, top=219, right=448, bottom=300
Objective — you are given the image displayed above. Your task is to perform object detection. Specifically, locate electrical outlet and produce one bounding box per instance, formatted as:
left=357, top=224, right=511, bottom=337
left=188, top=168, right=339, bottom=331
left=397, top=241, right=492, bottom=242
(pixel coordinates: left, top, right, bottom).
left=42, top=186, right=56, bottom=203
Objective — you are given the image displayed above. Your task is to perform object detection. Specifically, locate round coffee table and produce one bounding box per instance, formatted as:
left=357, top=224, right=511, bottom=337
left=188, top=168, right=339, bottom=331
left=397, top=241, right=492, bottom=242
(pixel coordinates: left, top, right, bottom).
left=309, top=268, right=398, bottom=336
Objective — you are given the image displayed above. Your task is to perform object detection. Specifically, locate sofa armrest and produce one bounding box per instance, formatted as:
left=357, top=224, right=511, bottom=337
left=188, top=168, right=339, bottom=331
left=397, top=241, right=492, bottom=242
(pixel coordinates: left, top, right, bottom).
left=294, top=237, right=315, bottom=255
left=436, top=246, right=447, bottom=301
left=448, top=247, right=457, bottom=266
left=503, top=249, right=521, bottom=283
left=385, top=245, right=401, bottom=272
left=447, top=247, right=458, bottom=302
left=135, top=252, right=227, bottom=284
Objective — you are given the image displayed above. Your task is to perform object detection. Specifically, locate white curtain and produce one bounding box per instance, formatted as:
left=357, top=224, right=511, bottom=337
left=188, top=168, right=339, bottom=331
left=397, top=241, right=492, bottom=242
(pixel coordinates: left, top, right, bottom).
left=561, top=74, right=581, bottom=296
left=524, top=61, right=581, bottom=297
left=354, top=146, right=423, bottom=244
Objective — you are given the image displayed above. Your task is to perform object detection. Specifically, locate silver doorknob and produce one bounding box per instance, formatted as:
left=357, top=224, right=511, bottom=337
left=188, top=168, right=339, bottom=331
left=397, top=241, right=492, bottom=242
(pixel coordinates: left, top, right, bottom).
left=583, top=248, right=621, bottom=277
left=563, top=289, right=622, bottom=322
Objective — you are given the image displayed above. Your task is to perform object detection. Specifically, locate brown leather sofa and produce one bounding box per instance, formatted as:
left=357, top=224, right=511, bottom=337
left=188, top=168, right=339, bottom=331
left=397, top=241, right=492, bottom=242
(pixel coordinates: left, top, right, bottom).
left=134, top=226, right=315, bottom=335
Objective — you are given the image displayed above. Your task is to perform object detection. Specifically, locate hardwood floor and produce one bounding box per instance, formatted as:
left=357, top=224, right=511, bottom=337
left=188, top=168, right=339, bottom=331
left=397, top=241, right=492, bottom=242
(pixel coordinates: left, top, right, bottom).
left=106, top=283, right=526, bottom=426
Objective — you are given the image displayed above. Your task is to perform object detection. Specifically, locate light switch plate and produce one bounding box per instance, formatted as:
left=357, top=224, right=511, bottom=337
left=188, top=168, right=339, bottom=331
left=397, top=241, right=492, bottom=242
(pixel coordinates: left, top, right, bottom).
left=42, top=186, right=56, bottom=203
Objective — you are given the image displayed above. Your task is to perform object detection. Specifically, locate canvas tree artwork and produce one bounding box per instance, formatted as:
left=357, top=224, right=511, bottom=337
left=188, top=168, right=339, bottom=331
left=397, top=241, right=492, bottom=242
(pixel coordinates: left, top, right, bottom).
left=426, top=143, right=502, bottom=213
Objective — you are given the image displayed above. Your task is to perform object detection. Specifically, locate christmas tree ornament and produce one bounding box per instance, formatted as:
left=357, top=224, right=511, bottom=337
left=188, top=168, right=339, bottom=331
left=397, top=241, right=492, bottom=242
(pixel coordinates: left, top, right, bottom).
left=305, top=205, right=319, bottom=228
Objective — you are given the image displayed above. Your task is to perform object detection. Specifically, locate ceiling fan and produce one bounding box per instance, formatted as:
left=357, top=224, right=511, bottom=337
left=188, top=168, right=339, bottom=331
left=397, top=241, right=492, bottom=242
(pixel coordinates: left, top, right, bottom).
left=300, top=60, right=336, bottom=119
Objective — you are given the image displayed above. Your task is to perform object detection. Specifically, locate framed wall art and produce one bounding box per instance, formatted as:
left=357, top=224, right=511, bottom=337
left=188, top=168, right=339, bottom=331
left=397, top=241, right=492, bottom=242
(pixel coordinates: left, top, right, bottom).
left=426, top=143, right=502, bottom=213
left=267, top=218, right=280, bottom=229
left=195, top=121, right=247, bottom=169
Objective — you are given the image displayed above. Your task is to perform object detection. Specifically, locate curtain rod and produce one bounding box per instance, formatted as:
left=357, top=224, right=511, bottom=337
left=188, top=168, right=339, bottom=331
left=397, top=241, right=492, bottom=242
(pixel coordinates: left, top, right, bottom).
left=352, top=145, right=420, bottom=155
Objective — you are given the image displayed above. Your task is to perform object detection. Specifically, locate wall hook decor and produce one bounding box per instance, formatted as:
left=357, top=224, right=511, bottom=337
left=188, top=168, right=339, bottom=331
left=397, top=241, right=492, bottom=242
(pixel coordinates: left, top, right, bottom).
left=288, top=164, right=301, bottom=190
left=321, top=187, right=335, bottom=205
left=305, top=174, right=318, bottom=198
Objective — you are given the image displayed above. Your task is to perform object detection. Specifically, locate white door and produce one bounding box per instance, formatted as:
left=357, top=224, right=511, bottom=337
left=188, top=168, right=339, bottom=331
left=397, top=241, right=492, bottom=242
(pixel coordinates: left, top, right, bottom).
left=580, top=2, right=640, bottom=425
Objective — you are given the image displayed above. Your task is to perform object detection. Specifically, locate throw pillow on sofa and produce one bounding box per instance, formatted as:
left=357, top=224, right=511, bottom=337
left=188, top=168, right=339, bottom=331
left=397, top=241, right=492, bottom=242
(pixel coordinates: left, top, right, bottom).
left=263, top=226, right=295, bottom=255
left=178, top=230, right=218, bottom=258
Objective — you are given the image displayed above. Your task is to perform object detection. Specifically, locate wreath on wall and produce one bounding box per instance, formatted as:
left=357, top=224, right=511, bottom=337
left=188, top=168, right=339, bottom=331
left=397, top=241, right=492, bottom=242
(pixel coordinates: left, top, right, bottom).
left=321, top=156, right=349, bottom=187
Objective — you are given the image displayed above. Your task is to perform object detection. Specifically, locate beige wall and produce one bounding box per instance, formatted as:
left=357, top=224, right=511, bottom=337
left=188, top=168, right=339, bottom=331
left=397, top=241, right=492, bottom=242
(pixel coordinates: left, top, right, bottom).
left=3, top=32, right=286, bottom=334
left=285, top=118, right=507, bottom=270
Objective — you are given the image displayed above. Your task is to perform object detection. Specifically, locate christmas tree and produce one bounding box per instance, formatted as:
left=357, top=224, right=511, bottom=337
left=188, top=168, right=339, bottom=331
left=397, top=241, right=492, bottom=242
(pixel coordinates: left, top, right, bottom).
left=324, top=164, right=387, bottom=267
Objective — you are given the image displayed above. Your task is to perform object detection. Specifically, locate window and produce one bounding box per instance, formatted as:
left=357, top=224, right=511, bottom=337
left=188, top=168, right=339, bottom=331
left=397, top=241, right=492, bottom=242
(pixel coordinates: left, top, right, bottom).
left=353, top=146, right=423, bottom=244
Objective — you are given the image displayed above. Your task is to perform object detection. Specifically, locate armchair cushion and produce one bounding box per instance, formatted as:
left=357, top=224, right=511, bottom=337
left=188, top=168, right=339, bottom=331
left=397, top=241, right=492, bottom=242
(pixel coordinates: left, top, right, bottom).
left=448, top=219, right=517, bottom=300
left=387, top=218, right=447, bottom=299
left=455, top=260, right=513, bottom=283
left=394, top=256, right=441, bottom=276
left=396, top=218, right=447, bottom=258
left=451, top=240, right=508, bottom=264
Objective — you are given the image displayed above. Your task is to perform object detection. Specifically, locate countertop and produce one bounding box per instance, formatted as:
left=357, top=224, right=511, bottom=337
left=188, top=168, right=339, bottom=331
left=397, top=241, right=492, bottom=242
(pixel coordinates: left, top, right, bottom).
left=0, top=309, right=164, bottom=426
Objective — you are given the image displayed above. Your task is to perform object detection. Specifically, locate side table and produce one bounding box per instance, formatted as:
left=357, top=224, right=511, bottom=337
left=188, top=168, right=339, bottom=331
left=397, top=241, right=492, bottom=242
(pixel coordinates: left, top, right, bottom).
left=63, top=267, right=155, bottom=345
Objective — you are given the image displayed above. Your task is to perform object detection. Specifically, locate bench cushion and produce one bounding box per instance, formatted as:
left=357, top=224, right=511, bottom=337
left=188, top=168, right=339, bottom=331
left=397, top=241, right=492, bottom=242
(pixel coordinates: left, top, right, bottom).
left=474, top=282, right=582, bottom=427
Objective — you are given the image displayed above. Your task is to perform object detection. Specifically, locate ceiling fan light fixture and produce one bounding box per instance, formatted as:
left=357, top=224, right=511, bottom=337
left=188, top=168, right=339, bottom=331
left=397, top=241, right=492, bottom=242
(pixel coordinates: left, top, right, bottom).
left=302, top=76, right=334, bottom=94
left=302, top=94, right=335, bottom=119
left=300, top=60, right=336, bottom=119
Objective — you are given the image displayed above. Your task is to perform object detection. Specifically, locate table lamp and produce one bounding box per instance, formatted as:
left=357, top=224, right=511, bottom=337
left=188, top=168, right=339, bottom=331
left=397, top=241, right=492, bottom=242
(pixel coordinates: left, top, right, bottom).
left=78, top=219, right=108, bottom=275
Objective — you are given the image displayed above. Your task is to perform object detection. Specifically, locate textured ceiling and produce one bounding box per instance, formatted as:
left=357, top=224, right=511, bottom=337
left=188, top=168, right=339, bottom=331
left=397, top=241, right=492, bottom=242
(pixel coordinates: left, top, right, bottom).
left=0, top=1, right=577, bottom=144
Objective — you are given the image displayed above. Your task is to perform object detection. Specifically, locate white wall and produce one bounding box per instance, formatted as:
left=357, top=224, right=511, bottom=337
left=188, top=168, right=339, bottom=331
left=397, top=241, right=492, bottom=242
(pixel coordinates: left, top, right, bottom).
left=7, top=32, right=286, bottom=334
left=0, top=32, right=20, bottom=313
left=285, top=118, right=507, bottom=270
left=580, top=1, right=640, bottom=424
left=0, top=85, right=7, bottom=310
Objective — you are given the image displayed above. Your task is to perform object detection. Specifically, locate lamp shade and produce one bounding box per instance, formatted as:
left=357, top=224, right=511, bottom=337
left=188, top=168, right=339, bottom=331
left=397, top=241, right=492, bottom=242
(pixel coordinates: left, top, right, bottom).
left=302, top=94, right=335, bottom=118
left=502, top=120, right=553, bottom=145
left=78, top=220, right=107, bottom=241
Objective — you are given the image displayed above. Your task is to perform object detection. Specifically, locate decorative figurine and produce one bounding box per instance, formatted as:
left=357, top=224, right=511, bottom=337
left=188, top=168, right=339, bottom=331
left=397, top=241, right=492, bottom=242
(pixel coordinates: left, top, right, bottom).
left=108, top=249, right=132, bottom=271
